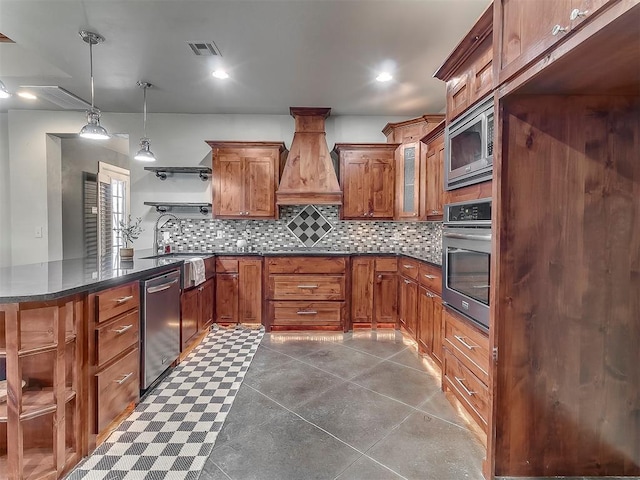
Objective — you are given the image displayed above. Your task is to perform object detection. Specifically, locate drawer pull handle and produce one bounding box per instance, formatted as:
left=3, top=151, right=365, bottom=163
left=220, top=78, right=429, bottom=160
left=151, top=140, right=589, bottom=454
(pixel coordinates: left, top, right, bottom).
left=114, top=372, right=134, bottom=385
left=570, top=8, right=588, bottom=20
left=454, top=335, right=479, bottom=350
left=115, top=295, right=134, bottom=304
left=296, top=310, right=318, bottom=315
left=297, top=285, right=319, bottom=289
left=454, top=376, right=475, bottom=396
left=113, top=324, right=133, bottom=335
left=403, top=264, right=415, bottom=269
left=551, top=24, right=569, bottom=36
left=423, top=274, right=436, bottom=279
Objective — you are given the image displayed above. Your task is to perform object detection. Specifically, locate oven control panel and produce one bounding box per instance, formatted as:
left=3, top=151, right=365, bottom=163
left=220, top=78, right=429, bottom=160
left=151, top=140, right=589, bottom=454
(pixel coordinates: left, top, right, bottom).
left=445, top=198, right=491, bottom=225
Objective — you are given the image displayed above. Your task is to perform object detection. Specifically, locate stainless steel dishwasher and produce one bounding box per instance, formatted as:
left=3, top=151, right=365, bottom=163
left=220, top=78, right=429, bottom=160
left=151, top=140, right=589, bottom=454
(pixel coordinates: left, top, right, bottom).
left=140, top=269, right=181, bottom=390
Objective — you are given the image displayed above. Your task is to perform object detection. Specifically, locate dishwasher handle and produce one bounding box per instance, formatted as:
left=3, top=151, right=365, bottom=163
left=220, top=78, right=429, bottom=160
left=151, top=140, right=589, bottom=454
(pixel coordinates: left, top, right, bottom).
left=147, top=278, right=178, bottom=294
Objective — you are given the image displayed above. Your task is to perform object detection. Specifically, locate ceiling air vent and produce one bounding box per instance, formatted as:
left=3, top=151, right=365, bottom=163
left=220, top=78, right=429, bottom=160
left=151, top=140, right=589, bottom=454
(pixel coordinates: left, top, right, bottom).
left=187, top=41, right=221, bottom=56
left=20, top=86, right=92, bottom=110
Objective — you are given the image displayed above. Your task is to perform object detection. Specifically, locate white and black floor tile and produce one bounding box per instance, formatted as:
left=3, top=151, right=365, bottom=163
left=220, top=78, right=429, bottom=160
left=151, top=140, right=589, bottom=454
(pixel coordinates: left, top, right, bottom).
left=66, top=327, right=264, bottom=480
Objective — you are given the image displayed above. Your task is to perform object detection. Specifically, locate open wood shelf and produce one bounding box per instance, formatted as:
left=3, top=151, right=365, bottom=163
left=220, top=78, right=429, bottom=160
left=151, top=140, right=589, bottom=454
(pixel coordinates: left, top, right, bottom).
left=144, top=201, right=212, bottom=214
left=144, top=166, right=212, bottom=180
left=0, top=388, right=76, bottom=422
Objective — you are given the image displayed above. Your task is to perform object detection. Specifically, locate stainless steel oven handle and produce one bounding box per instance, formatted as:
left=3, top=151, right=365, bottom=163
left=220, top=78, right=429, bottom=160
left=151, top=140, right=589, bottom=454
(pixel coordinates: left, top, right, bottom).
left=443, top=231, right=492, bottom=241
left=147, top=279, right=178, bottom=294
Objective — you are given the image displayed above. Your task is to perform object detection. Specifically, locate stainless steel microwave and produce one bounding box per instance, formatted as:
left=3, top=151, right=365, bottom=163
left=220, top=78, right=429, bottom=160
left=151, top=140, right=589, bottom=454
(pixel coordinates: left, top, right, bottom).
left=444, top=95, right=494, bottom=190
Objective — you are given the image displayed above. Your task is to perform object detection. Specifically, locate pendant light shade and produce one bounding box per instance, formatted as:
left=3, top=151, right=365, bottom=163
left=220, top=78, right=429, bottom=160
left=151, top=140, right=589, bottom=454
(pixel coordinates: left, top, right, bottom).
left=134, top=81, right=156, bottom=162
left=0, top=80, right=11, bottom=99
left=79, top=30, right=109, bottom=140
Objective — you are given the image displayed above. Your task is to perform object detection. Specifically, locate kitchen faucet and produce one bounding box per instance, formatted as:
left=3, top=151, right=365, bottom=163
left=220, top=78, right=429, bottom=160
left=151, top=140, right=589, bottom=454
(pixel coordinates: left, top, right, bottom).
left=153, top=213, right=182, bottom=254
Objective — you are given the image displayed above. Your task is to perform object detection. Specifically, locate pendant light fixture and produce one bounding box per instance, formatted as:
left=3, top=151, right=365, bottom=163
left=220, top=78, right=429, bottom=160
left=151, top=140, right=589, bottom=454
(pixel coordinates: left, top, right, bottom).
left=79, top=30, right=109, bottom=140
left=0, top=80, right=11, bottom=99
left=134, top=81, right=156, bottom=162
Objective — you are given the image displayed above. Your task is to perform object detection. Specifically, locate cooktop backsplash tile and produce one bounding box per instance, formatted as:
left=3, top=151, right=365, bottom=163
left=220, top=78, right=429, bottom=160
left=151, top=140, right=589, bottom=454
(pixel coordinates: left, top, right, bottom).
left=156, top=206, right=442, bottom=256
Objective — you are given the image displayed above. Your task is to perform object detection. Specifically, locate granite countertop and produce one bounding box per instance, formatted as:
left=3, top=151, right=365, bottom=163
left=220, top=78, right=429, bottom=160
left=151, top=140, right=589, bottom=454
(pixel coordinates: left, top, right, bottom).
left=0, top=248, right=441, bottom=304
left=0, top=251, right=184, bottom=303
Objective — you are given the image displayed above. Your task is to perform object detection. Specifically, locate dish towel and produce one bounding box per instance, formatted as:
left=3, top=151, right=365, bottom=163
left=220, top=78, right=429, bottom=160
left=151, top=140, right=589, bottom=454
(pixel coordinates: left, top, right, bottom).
left=190, top=257, right=206, bottom=286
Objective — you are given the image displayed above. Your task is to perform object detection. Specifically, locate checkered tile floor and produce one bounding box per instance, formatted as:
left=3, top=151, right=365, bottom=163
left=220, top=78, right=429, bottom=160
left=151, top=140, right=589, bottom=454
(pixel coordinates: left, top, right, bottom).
left=66, top=327, right=264, bottom=480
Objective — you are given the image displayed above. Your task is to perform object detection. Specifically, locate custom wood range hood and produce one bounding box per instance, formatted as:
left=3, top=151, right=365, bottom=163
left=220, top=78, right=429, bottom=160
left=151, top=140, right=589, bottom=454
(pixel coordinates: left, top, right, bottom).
left=276, top=107, right=342, bottom=205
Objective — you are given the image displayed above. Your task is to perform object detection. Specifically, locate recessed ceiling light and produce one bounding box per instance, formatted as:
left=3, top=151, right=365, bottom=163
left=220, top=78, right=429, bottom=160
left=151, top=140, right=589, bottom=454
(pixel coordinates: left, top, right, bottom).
left=212, top=69, right=229, bottom=79
left=376, top=72, right=393, bottom=82
left=18, top=91, right=37, bottom=100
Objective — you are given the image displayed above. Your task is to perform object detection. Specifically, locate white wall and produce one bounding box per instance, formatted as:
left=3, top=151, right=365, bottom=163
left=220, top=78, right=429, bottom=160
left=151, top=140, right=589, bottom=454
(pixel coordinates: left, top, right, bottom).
left=0, top=113, right=10, bottom=267
left=7, top=110, right=409, bottom=265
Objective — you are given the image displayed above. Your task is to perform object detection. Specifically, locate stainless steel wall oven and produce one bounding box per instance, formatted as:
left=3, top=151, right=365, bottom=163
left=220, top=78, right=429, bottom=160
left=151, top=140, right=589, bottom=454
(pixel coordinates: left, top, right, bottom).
left=445, top=95, right=494, bottom=190
left=442, top=198, right=491, bottom=329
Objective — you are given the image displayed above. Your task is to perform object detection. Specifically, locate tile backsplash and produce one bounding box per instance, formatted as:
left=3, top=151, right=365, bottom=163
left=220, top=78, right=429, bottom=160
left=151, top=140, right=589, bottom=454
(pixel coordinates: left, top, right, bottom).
left=158, top=206, right=442, bottom=255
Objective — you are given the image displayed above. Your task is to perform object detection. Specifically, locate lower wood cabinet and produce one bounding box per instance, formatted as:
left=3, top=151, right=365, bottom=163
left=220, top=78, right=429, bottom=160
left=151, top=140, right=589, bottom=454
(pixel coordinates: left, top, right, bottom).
left=442, top=307, right=490, bottom=433
left=88, top=281, right=141, bottom=449
left=418, top=287, right=443, bottom=366
left=416, top=263, right=443, bottom=366
left=399, top=276, right=418, bottom=337
left=266, top=256, right=347, bottom=331
left=215, top=257, right=262, bottom=325
left=180, top=278, right=214, bottom=351
left=351, top=256, right=398, bottom=328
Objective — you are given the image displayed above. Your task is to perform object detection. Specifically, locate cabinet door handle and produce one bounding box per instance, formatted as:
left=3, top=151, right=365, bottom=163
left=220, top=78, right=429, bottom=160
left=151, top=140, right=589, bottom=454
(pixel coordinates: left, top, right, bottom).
left=114, top=372, right=134, bottom=385
left=113, top=324, right=133, bottom=335
left=454, top=376, right=475, bottom=396
left=551, top=24, right=569, bottom=35
left=297, top=285, right=319, bottom=289
left=454, top=335, right=479, bottom=350
left=404, top=279, right=411, bottom=284
left=424, top=274, right=436, bottom=279
left=570, top=8, right=588, bottom=20
left=115, top=295, right=134, bottom=304
left=296, top=310, right=318, bottom=315
left=377, top=275, right=383, bottom=280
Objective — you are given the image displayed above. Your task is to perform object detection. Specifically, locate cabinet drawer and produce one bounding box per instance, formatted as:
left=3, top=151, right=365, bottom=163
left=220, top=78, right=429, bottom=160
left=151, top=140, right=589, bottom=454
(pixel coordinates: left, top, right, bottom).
left=96, top=309, right=139, bottom=368
left=96, top=347, right=139, bottom=433
left=443, top=309, right=489, bottom=384
left=375, top=257, right=397, bottom=272
left=215, top=257, right=239, bottom=273
left=268, top=275, right=345, bottom=300
left=95, top=282, right=140, bottom=323
left=266, top=256, right=346, bottom=274
left=419, top=262, right=442, bottom=294
left=270, top=301, right=342, bottom=326
left=398, top=258, right=420, bottom=280
left=443, top=348, right=489, bottom=431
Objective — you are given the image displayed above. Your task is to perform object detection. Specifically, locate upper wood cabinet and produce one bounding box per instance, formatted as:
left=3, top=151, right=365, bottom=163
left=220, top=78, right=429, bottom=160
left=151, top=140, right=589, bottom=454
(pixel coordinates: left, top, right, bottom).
left=495, top=0, right=616, bottom=87
left=334, top=143, right=398, bottom=220
left=382, top=115, right=444, bottom=220
left=207, top=141, right=287, bottom=219
left=420, top=121, right=446, bottom=220
left=434, top=5, right=493, bottom=122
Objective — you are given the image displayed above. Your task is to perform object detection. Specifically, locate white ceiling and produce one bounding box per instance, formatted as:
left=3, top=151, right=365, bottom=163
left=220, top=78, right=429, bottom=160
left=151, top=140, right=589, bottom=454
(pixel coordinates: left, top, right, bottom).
left=0, top=0, right=491, bottom=116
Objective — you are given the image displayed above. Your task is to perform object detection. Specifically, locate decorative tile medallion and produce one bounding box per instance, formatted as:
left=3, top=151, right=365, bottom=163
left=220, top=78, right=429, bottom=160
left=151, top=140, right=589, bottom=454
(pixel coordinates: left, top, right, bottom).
left=286, top=205, right=333, bottom=247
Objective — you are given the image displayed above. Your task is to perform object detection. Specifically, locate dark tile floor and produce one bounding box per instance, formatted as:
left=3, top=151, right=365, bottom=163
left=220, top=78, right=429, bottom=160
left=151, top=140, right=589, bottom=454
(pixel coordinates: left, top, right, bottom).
left=200, top=330, right=485, bottom=480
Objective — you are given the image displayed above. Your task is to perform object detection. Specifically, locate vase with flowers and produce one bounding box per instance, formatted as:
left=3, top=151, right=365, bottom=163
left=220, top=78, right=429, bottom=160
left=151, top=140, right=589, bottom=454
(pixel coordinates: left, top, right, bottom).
left=116, top=215, right=143, bottom=259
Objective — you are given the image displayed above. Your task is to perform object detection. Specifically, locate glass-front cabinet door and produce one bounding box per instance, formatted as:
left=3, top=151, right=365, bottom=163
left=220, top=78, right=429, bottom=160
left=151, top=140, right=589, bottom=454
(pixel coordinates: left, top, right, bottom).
left=396, top=142, right=420, bottom=219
